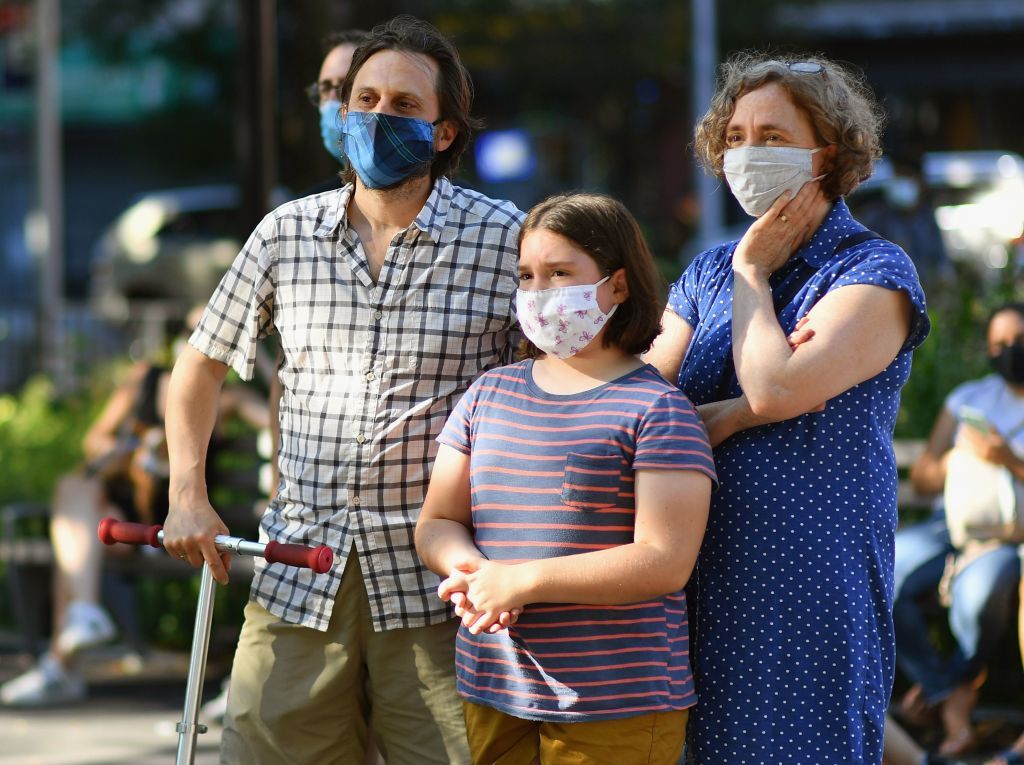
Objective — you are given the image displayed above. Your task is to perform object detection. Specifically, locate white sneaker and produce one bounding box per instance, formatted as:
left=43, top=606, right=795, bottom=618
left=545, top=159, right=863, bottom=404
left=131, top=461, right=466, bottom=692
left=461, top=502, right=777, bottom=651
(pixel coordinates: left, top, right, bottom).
left=55, top=600, right=117, bottom=656
left=0, top=654, right=86, bottom=707
left=200, top=682, right=229, bottom=725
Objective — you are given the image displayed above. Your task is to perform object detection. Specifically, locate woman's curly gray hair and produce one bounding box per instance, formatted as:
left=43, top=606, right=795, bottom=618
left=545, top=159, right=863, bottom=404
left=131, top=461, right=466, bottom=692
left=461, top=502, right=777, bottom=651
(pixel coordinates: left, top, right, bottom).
left=694, top=51, right=885, bottom=200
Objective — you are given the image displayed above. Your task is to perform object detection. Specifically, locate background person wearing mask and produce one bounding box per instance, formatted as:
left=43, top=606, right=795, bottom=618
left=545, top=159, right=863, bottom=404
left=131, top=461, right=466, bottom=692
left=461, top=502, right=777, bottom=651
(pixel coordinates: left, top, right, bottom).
left=162, top=16, right=522, bottom=765
left=856, top=151, right=953, bottom=297
left=646, top=52, right=930, bottom=764
left=897, top=302, right=1024, bottom=759
left=301, top=29, right=369, bottom=197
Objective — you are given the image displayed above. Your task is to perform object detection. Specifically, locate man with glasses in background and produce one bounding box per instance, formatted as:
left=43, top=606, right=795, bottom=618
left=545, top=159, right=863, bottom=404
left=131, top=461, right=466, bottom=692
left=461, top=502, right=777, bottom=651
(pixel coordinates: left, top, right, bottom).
left=302, top=29, right=368, bottom=197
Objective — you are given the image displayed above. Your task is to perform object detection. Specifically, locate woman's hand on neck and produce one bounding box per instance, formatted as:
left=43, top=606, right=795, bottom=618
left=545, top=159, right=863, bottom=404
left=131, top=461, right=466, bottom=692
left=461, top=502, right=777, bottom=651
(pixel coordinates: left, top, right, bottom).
left=733, top=181, right=830, bottom=280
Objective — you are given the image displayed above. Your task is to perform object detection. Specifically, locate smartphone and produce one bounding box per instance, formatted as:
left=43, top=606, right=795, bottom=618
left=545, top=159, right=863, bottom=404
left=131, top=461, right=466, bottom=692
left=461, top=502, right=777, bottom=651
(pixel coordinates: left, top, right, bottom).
left=958, top=405, right=992, bottom=434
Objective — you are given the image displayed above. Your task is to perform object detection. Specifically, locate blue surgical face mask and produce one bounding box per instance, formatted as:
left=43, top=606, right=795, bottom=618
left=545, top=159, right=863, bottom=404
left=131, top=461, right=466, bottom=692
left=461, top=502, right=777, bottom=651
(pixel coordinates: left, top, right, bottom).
left=342, top=110, right=438, bottom=189
left=319, top=100, right=345, bottom=165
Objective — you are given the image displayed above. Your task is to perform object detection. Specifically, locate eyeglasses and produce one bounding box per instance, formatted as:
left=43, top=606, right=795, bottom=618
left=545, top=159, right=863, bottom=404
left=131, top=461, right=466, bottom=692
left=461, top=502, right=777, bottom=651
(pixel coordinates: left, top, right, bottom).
left=788, top=61, right=824, bottom=74
left=306, top=79, right=345, bottom=106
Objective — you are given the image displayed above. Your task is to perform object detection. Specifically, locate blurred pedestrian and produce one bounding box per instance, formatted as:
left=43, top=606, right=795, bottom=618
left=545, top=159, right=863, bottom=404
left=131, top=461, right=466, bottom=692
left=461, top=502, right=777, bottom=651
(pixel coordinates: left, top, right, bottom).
left=896, top=302, right=1024, bottom=758
left=0, top=313, right=268, bottom=708
left=0, top=359, right=169, bottom=708
left=857, top=151, right=953, bottom=297
left=162, top=16, right=522, bottom=765
left=646, top=51, right=930, bottom=763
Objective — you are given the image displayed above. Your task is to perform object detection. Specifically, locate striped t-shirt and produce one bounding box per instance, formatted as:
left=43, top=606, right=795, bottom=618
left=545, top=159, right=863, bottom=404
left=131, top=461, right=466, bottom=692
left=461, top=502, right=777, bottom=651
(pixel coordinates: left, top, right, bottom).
left=437, top=359, right=717, bottom=722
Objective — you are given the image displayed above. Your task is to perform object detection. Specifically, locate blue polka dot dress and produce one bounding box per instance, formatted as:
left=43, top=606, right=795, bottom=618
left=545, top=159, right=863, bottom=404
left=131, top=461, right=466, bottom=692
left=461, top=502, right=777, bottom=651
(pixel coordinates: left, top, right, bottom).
left=668, top=199, right=930, bottom=764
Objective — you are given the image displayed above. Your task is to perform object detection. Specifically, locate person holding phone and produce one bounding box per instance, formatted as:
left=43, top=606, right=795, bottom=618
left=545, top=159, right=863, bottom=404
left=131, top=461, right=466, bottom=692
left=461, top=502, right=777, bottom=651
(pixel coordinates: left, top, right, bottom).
left=897, top=302, right=1024, bottom=758
left=957, top=406, right=993, bottom=434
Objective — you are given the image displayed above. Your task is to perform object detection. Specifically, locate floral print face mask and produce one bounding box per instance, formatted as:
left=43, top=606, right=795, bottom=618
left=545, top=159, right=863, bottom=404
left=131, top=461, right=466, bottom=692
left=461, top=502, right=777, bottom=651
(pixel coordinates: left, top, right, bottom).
left=516, top=276, right=618, bottom=359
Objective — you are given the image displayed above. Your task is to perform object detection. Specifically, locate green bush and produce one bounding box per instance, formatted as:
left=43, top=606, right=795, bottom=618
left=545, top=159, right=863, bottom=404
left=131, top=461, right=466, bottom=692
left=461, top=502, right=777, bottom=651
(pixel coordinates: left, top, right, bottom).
left=0, top=371, right=118, bottom=506
left=896, top=265, right=1018, bottom=439
left=0, top=363, right=261, bottom=648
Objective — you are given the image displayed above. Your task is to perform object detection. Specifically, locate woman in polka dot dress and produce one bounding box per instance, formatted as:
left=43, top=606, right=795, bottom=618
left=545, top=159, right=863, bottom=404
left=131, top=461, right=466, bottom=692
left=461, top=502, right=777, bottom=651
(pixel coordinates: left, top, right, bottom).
left=647, top=52, right=931, bottom=764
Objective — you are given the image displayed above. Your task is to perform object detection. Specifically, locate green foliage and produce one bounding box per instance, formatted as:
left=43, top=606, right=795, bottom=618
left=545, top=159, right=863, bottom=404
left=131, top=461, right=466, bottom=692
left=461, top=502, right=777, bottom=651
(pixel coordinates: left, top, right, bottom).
left=896, top=265, right=1018, bottom=439
left=135, top=574, right=249, bottom=652
left=0, top=361, right=265, bottom=648
left=0, top=372, right=115, bottom=506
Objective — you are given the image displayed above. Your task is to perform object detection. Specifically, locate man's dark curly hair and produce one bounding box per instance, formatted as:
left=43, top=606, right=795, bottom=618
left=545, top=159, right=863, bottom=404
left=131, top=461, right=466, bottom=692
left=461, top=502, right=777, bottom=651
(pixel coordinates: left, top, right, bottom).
left=340, top=16, right=481, bottom=182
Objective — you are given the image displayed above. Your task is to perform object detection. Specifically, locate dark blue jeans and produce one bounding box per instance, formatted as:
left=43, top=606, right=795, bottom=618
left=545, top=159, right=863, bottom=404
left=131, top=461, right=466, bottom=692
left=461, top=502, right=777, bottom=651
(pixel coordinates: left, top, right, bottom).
left=892, top=514, right=1021, bottom=703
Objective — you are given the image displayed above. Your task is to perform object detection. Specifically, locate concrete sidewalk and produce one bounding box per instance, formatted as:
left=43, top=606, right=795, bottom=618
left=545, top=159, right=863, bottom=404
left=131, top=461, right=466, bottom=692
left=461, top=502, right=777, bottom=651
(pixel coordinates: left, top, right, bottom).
left=0, top=643, right=225, bottom=765
left=1, top=639, right=1018, bottom=765
left=0, top=681, right=222, bottom=765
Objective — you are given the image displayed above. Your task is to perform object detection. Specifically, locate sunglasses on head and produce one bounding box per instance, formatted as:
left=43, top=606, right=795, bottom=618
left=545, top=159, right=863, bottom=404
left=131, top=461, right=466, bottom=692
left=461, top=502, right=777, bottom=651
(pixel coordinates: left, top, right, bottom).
left=788, top=61, right=824, bottom=74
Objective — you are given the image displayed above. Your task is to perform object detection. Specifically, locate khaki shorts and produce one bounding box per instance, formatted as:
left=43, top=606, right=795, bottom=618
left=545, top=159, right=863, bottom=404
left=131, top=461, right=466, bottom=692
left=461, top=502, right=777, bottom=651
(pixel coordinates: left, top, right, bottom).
left=463, top=700, right=688, bottom=765
left=221, top=553, right=469, bottom=765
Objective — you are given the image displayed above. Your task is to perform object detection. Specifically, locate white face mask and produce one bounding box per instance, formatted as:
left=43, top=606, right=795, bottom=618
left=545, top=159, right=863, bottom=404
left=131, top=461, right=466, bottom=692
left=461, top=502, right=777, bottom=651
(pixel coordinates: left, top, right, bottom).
left=516, top=276, right=618, bottom=359
left=723, top=145, right=822, bottom=217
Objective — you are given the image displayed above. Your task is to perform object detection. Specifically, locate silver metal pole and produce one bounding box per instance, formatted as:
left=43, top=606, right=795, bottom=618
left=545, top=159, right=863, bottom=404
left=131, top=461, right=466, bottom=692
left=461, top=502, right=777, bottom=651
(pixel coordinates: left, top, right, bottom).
left=98, top=522, right=332, bottom=764
left=692, top=0, right=723, bottom=251
left=156, top=529, right=268, bottom=558
left=175, top=564, right=217, bottom=765
left=35, top=0, right=66, bottom=383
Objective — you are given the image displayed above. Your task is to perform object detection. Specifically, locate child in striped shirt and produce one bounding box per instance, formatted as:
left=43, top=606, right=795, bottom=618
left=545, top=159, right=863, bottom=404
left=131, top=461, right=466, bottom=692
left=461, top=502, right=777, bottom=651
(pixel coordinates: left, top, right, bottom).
left=415, top=192, right=716, bottom=764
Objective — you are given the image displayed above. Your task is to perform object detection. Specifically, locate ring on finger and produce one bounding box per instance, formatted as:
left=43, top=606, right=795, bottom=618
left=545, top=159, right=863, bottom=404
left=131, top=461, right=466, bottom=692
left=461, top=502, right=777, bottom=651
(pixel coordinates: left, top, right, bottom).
left=779, top=214, right=789, bottom=223
left=178, top=553, right=188, bottom=561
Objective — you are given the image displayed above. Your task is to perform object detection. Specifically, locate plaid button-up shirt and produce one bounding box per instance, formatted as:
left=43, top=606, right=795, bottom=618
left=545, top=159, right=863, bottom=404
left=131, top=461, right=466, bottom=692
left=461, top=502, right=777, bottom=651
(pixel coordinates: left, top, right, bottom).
left=190, top=178, right=523, bottom=631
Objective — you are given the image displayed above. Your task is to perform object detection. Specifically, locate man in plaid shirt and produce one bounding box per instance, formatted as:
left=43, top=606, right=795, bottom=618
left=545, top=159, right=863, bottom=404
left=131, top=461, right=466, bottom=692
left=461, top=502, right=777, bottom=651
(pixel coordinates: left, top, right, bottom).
left=163, top=16, right=522, bottom=765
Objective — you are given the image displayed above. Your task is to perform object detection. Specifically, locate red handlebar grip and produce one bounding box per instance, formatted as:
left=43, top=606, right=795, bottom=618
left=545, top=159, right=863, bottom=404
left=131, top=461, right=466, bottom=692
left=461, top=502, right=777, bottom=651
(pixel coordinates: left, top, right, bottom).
left=264, top=542, right=334, bottom=573
left=98, top=518, right=162, bottom=548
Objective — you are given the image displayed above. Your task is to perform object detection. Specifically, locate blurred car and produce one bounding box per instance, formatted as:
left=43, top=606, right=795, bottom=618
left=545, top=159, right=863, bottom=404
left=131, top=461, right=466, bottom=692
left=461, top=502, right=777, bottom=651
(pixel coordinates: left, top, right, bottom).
left=90, top=185, right=288, bottom=318
left=851, top=150, right=1024, bottom=271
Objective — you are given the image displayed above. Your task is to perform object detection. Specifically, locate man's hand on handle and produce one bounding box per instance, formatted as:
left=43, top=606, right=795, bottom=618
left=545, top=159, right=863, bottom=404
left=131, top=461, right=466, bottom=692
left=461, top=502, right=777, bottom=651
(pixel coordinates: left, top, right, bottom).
left=164, top=493, right=232, bottom=584
left=164, top=346, right=234, bottom=583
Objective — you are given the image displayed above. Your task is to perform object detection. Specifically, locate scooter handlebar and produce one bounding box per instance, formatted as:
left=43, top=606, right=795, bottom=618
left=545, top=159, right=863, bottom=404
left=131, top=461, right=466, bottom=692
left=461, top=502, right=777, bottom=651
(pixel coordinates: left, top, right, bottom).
left=97, top=518, right=334, bottom=573
left=264, top=541, right=334, bottom=574
left=98, top=517, right=161, bottom=547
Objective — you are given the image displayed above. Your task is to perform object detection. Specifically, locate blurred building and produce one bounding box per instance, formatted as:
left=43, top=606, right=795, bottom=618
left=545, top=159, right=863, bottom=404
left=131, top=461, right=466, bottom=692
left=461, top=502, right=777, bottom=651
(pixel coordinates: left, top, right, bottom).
left=776, top=0, right=1024, bottom=155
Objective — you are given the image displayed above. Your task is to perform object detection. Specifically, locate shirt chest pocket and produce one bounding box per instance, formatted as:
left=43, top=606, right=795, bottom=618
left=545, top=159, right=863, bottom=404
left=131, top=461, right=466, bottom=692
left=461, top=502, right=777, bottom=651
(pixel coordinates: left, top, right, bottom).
left=398, top=290, right=508, bottom=360
left=561, top=453, right=624, bottom=510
